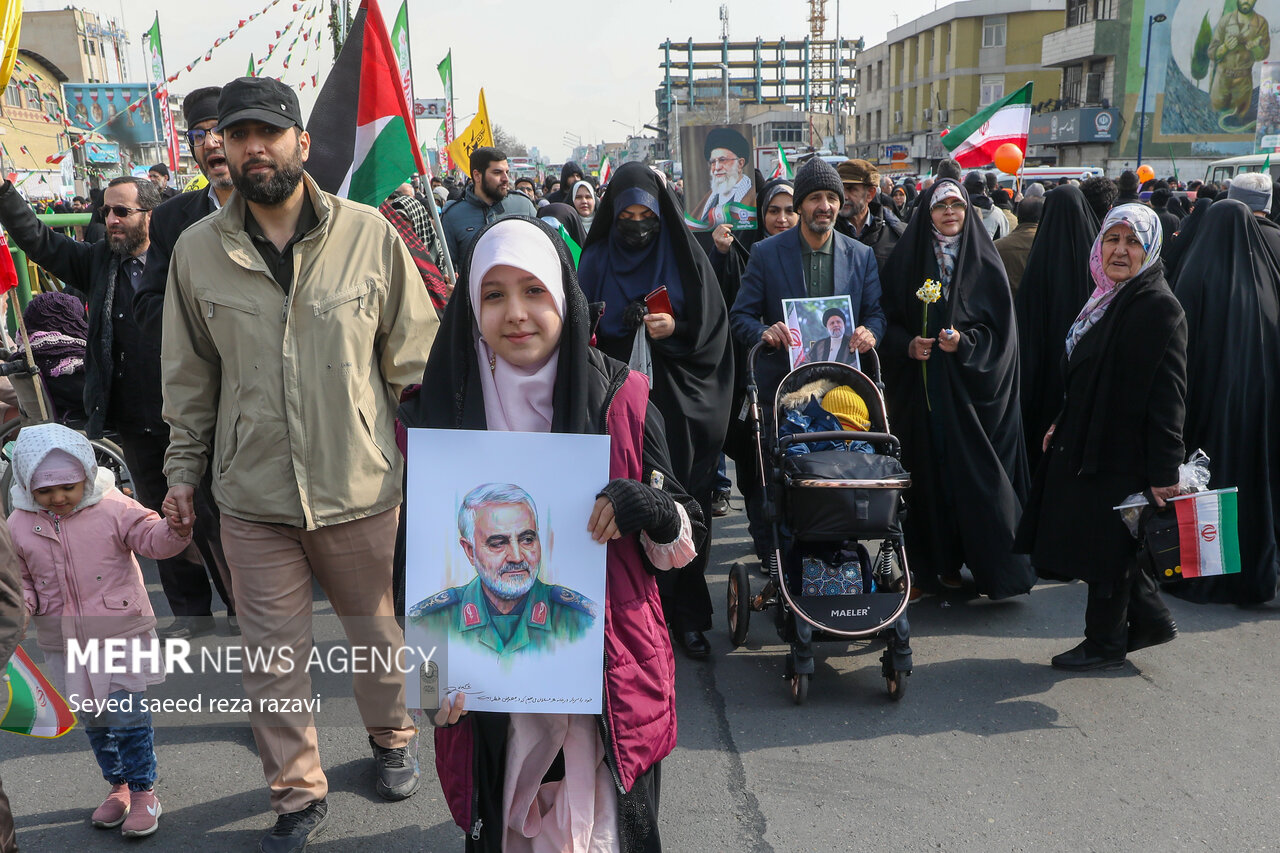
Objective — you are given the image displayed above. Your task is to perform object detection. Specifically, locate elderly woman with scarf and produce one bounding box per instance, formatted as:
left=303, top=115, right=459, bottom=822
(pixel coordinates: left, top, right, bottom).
left=1016, top=205, right=1187, bottom=670
left=879, top=178, right=1034, bottom=600
left=401, top=217, right=703, bottom=852
left=577, top=163, right=733, bottom=659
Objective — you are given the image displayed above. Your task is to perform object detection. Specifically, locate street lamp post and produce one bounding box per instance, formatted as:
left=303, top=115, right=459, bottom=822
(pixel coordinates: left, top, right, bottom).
left=1136, top=13, right=1167, bottom=169
left=718, top=62, right=730, bottom=123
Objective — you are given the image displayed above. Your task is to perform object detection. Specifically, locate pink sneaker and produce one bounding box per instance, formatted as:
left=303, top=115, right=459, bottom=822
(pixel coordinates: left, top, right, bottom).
left=91, top=783, right=130, bottom=828
left=120, top=788, right=161, bottom=838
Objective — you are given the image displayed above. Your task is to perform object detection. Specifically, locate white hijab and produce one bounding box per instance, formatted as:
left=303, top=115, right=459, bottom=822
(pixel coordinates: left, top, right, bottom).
left=468, top=219, right=567, bottom=433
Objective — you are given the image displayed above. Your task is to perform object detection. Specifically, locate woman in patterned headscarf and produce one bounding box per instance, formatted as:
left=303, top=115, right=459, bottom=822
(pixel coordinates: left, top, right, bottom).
left=1016, top=204, right=1188, bottom=672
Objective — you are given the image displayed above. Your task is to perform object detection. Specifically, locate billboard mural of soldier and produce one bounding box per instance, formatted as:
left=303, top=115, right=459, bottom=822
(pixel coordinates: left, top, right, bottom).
left=1156, top=0, right=1277, bottom=140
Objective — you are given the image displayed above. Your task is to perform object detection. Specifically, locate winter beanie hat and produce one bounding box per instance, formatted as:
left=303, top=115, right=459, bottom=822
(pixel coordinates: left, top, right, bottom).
left=793, top=158, right=845, bottom=208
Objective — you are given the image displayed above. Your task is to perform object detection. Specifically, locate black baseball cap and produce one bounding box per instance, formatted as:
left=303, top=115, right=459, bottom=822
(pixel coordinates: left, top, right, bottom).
left=216, top=76, right=302, bottom=131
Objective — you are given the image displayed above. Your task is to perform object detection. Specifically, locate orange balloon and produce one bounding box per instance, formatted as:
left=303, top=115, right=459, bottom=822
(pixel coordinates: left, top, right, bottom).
left=1136, top=164, right=1155, bottom=183
left=993, top=143, right=1024, bottom=175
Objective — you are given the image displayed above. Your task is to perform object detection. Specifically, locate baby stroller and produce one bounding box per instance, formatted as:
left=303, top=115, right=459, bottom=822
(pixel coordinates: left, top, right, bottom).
left=727, top=344, right=913, bottom=704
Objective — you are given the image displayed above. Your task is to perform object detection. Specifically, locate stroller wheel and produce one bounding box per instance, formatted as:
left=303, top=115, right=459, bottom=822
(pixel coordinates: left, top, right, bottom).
left=727, top=562, right=751, bottom=648
left=886, top=670, right=907, bottom=702
left=790, top=673, right=810, bottom=706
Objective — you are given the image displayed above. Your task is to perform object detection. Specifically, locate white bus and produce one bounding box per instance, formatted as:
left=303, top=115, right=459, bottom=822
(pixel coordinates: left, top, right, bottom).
left=1204, top=154, right=1279, bottom=184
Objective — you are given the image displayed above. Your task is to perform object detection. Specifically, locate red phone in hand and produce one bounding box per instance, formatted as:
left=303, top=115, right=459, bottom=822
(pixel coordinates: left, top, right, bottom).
left=645, top=286, right=674, bottom=317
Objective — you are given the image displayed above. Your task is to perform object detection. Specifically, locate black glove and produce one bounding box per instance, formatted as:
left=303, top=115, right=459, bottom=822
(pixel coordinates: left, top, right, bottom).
left=598, top=478, right=682, bottom=543
left=622, top=299, right=648, bottom=331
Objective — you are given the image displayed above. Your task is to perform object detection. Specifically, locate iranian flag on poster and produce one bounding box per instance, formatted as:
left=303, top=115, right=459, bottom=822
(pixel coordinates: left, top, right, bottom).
left=0, top=647, right=77, bottom=738
left=1172, top=488, right=1241, bottom=578
left=306, top=0, right=426, bottom=209
left=940, top=82, right=1032, bottom=168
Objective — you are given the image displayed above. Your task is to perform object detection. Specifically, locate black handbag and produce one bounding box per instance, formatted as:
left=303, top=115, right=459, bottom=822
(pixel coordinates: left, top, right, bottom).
left=1136, top=490, right=1184, bottom=584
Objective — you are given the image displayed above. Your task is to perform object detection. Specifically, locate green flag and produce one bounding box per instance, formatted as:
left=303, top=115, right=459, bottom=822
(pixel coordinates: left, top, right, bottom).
left=557, top=223, right=582, bottom=266
left=247, top=54, right=256, bottom=77
left=390, top=1, right=413, bottom=107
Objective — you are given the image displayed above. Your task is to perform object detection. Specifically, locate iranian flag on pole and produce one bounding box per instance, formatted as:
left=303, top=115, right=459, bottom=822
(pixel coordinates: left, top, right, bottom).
left=1172, top=488, right=1241, bottom=578
left=1, top=647, right=77, bottom=738
left=598, top=155, right=613, bottom=186
left=941, top=82, right=1033, bottom=168
left=306, top=0, right=426, bottom=209
left=770, top=144, right=793, bottom=180
left=144, top=15, right=182, bottom=173
left=437, top=51, right=455, bottom=171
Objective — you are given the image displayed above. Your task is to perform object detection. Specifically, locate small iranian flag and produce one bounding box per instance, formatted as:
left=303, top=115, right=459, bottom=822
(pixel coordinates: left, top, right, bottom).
left=682, top=212, right=713, bottom=232
left=246, top=54, right=256, bottom=77
left=306, top=0, right=426, bottom=209
left=1, top=647, right=77, bottom=738
left=1171, top=488, right=1241, bottom=578
left=598, top=155, right=613, bottom=186
left=770, top=144, right=793, bottom=180
left=941, top=82, right=1033, bottom=168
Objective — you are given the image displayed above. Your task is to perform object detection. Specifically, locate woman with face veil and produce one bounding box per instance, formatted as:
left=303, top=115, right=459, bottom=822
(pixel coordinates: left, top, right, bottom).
left=1014, top=185, right=1100, bottom=469
left=401, top=217, right=703, bottom=852
left=1168, top=200, right=1280, bottom=605
left=577, top=162, right=733, bottom=658
left=879, top=178, right=1034, bottom=599
left=1016, top=205, right=1187, bottom=670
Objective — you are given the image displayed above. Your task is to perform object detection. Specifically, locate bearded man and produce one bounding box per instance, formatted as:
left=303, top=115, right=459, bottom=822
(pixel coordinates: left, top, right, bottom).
left=160, top=76, right=436, bottom=852
left=439, top=145, right=537, bottom=276
left=409, top=483, right=597, bottom=657
left=696, top=127, right=757, bottom=226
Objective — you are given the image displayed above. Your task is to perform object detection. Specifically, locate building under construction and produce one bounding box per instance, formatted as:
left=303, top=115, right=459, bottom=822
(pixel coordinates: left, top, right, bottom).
left=656, top=3, right=860, bottom=168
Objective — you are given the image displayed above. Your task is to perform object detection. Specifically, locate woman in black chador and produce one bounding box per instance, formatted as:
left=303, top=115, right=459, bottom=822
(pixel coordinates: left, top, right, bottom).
left=1014, top=185, right=1099, bottom=470
left=1169, top=199, right=1280, bottom=605
left=577, top=163, right=733, bottom=658
left=879, top=178, right=1034, bottom=599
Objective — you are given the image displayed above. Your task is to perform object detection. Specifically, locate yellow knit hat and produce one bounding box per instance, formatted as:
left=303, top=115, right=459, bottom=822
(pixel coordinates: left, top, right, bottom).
left=821, top=385, right=870, bottom=431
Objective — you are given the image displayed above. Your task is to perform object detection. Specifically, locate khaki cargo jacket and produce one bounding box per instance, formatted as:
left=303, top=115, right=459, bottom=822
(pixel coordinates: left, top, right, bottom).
left=162, top=175, right=436, bottom=529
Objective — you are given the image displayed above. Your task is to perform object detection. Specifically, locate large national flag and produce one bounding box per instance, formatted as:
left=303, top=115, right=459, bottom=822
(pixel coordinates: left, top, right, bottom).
left=306, top=0, right=426, bottom=209
left=437, top=51, right=455, bottom=170
left=940, top=82, right=1032, bottom=168
left=445, top=90, right=493, bottom=177
left=0, top=647, right=77, bottom=738
left=144, top=15, right=182, bottom=173
left=769, top=144, right=793, bottom=180
left=1172, top=488, right=1241, bottom=579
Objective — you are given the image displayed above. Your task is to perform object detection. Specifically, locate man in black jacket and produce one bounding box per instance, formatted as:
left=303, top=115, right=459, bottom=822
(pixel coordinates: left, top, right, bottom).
left=131, top=85, right=237, bottom=640
left=835, top=158, right=903, bottom=271
left=0, top=174, right=232, bottom=641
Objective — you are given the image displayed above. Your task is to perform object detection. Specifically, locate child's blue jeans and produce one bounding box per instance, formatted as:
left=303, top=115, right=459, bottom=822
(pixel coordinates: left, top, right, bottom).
left=82, top=689, right=156, bottom=792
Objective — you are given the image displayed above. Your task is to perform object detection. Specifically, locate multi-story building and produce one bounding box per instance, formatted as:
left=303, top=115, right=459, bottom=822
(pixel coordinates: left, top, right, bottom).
left=854, top=0, right=1065, bottom=174
left=1037, top=0, right=1263, bottom=178
left=0, top=50, right=72, bottom=199
left=20, top=7, right=128, bottom=85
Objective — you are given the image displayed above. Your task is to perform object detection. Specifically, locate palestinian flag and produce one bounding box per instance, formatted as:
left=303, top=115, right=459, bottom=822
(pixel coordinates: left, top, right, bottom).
left=306, top=0, right=425, bottom=209
left=941, top=82, right=1032, bottom=168
left=1, top=647, right=77, bottom=738
left=1172, top=488, right=1241, bottom=579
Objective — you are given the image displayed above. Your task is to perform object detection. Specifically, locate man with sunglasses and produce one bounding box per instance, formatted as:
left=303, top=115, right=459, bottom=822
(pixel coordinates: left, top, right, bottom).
left=129, top=86, right=238, bottom=641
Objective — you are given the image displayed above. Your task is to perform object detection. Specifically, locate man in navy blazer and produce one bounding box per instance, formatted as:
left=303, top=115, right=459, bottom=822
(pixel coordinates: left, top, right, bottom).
left=728, top=157, right=886, bottom=566
left=730, top=157, right=886, bottom=403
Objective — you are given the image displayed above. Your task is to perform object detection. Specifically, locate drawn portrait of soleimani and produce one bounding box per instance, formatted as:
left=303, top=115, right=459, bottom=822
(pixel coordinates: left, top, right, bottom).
left=409, top=483, right=597, bottom=657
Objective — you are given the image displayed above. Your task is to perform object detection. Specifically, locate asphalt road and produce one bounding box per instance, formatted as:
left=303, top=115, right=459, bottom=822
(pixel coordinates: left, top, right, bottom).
left=3, top=494, right=1279, bottom=852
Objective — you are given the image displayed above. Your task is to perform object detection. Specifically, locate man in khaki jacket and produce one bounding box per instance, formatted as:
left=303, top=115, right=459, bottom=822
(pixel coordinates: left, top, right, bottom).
left=161, top=78, right=436, bottom=853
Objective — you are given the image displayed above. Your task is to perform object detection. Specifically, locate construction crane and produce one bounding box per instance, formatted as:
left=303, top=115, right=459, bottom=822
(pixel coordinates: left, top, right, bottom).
left=809, top=0, right=827, bottom=39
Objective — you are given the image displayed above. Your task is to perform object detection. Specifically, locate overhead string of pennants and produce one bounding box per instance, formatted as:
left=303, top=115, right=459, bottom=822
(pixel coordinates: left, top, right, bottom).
left=40, top=0, right=327, bottom=165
